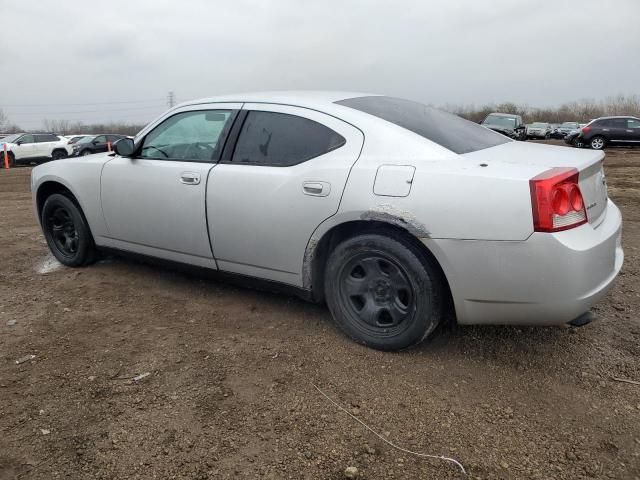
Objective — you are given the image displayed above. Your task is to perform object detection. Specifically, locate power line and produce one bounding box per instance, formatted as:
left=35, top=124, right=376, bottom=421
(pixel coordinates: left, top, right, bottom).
left=8, top=105, right=166, bottom=116
left=0, top=98, right=165, bottom=107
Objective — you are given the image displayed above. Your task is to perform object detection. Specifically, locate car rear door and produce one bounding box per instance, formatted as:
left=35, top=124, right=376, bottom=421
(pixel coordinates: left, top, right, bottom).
left=603, top=118, right=627, bottom=143
left=99, top=104, right=240, bottom=268
left=91, top=135, right=108, bottom=153
left=206, top=103, right=364, bottom=286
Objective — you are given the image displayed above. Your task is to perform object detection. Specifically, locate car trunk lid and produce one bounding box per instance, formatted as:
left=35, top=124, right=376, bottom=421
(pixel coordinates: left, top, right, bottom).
left=463, top=141, right=608, bottom=227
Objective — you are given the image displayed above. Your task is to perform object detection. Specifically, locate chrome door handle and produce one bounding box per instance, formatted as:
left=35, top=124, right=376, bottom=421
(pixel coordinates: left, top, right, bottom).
left=303, top=181, right=331, bottom=197
left=180, top=172, right=201, bottom=185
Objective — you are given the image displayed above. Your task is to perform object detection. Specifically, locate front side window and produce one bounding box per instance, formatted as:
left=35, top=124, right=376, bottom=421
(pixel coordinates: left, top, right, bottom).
left=94, top=135, right=107, bottom=144
left=337, top=96, right=510, bottom=154
left=231, top=111, right=345, bottom=166
left=19, top=134, right=35, bottom=144
left=141, top=110, right=233, bottom=161
left=627, top=119, right=640, bottom=129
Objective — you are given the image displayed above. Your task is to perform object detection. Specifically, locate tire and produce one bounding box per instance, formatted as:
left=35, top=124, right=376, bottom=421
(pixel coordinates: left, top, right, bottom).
left=574, top=138, right=585, bottom=149
left=590, top=136, right=606, bottom=150
left=41, top=193, right=96, bottom=267
left=545, top=133, right=551, bottom=140
left=80, top=150, right=92, bottom=156
left=51, top=149, right=68, bottom=160
left=324, top=233, right=443, bottom=351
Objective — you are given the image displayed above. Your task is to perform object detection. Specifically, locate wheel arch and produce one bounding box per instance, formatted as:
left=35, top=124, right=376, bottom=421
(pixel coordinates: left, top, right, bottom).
left=36, top=180, right=85, bottom=225
left=305, top=218, right=455, bottom=321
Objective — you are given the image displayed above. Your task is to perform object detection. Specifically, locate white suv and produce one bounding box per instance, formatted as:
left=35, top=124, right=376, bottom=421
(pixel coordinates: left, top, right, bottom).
left=0, top=133, right=72, bottom=166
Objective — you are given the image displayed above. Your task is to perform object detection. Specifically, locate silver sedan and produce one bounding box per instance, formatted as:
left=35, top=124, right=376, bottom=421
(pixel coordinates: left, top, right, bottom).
left=31, top=92, right=623, bottom=350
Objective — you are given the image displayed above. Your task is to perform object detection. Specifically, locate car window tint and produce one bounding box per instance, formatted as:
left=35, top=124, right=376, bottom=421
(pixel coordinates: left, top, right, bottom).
left=336, top=96, right=510, bottom=154
left=94, top=135, right=107, bottom=143
left=627, top=119, right=640, bottom=129
left=231, top=111, right=346, bottom=166
left=36, top=134, right=58, bottom=142
left=19, top=134, right=35, bottom=144
left=141, top=110, right=233, bottom=162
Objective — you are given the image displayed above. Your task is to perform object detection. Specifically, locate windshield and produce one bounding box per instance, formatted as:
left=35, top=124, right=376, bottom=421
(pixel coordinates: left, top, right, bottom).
left=482, top=115, right=517, bottom=129
left=336, top=96, right=510, bottom=154
left=531, top=123, right=548, bottom=127
left=0, top=133, right=24, bottom=143
left=77, top=135, right=97, bottom=144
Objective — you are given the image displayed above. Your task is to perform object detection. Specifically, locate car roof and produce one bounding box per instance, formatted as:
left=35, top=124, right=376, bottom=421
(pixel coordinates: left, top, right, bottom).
left=177, top=91, right=378, bottom=111
left=486, top=113, right=519, bottom=117
left=596, top=116, right=640, bottom=120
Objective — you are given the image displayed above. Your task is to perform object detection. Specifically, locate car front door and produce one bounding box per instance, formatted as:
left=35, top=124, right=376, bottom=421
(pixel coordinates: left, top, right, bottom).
left=99, top=104, right=240, bottom=268
left=13, top=134, right=36, bottom=160
left=207, top=104, right=364, bottom=286
left=91, top=135, right=108, bottom=153
left=623, top=118, right=640, bottom=144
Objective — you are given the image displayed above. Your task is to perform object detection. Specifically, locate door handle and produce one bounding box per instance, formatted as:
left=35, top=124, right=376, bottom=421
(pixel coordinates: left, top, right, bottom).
left=180, top=172, right=201, bottom=185
left=302, top=181, right=331, bottom=197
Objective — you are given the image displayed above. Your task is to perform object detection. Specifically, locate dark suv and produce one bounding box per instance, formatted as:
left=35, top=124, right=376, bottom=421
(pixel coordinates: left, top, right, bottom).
left=480, top=113, right=527, bottom=141
left=72, top=134, right=127, bottom=157
left=578, top=116, right=640, bottom=150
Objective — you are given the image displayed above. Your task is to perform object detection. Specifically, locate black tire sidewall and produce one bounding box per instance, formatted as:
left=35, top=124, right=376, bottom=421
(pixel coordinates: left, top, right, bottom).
left=41, top=194, right=95, bottom=267
left=324, top=234, right=442, bottom=351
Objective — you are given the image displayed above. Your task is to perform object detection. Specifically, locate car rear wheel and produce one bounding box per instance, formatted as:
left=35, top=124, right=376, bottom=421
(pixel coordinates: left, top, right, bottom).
left=590, top=136, right=606, bottom=150
left=324, top=233, right=443, bottom=351
left=52, top=149, right=68, bottom=160
left=42, top=194, right=96, bottom=267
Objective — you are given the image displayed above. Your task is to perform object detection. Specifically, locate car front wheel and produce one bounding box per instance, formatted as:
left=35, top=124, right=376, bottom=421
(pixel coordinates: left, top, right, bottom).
left=324, top=233, right=443, bottom=351
left=81, top=150, right=92, bottom=156
left=41, top=194, right=96, bottom=267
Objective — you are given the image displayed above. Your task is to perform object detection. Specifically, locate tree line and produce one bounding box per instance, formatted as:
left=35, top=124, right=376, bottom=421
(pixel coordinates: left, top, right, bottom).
left=2, top=94, right=639, bottom=135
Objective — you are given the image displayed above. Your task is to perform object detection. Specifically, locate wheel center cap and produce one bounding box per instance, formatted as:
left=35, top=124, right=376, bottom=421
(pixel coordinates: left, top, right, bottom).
left=371, top=279, right=391, bottom=301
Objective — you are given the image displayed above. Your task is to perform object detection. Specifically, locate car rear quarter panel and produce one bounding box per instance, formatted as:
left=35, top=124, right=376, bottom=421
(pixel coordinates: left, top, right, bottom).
left=338, top=137, right=545, bottom=241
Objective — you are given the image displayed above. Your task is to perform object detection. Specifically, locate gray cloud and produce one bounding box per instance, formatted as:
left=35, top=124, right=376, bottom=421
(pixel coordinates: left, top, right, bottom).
left=0, top=0, right=638, bottom=129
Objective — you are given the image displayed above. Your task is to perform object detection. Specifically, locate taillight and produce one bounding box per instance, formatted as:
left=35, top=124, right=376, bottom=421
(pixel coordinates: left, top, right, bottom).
left=581, top=126, right=591, bottom=134
left=529, top=167, right=587, bottom=232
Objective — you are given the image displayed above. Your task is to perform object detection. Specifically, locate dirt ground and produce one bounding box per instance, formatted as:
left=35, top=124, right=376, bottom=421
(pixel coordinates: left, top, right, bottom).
left=1, top=141, right=639, bottom=480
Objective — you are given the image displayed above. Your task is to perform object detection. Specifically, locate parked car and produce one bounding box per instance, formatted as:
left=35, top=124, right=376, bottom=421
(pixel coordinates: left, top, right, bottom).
left=31, top=92, right=622, bottom=351
left=577, top=116, right=640, bottom=150
left=71, top=134, right=127, bottom=156
left=480, top=113, right=527, bottom=140
left=527, top=122, right=553, bottom=139
left=554, top=122, right=581, bottom=139
left=564, top=129, right=586, bottom=148
left=65, top=135, right=92, bottom=145
left=0, top=133, right=72, bottom=166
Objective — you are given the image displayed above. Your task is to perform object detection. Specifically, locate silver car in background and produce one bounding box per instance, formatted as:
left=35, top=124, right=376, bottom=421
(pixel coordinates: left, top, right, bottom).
left=31, top=92, right=623, bottom=350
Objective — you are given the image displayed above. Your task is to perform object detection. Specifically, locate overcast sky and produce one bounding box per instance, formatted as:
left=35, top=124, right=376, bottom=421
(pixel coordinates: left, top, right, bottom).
left=1, top=0, right=639, bottom=129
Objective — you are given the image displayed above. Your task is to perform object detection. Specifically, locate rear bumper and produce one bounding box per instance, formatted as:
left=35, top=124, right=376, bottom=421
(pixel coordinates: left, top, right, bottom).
left=425, top=200, right=623, bottom=325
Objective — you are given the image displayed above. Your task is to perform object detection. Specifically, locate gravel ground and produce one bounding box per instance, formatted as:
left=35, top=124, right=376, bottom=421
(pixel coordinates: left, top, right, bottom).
left=1, top=142, right=639, bottom=480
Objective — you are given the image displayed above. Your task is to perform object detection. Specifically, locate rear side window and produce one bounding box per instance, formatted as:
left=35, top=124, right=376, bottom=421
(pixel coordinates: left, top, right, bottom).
left=35, top=134, right=59, bottom=142
left=231, top=111, right=346, bottom=166
left=628, top=119, right=640, bottom=129
left=336, top=96, right=510, bottom=154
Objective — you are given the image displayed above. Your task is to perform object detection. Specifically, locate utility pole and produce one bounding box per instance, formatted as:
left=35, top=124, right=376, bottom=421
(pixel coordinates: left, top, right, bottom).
left=167, top=91, right=175, bottom=108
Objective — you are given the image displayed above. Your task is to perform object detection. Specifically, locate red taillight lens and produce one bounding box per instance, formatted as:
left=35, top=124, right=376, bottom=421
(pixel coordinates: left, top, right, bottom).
left=581, top=126, right=591, bottom=134
left=529, top=167, right=587, bottom=232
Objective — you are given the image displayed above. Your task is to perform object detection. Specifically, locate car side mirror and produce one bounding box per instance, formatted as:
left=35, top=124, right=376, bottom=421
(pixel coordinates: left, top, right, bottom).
left=16, top=140, right=23, bottom=145
left=114, top=137, right=135, bottom=157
